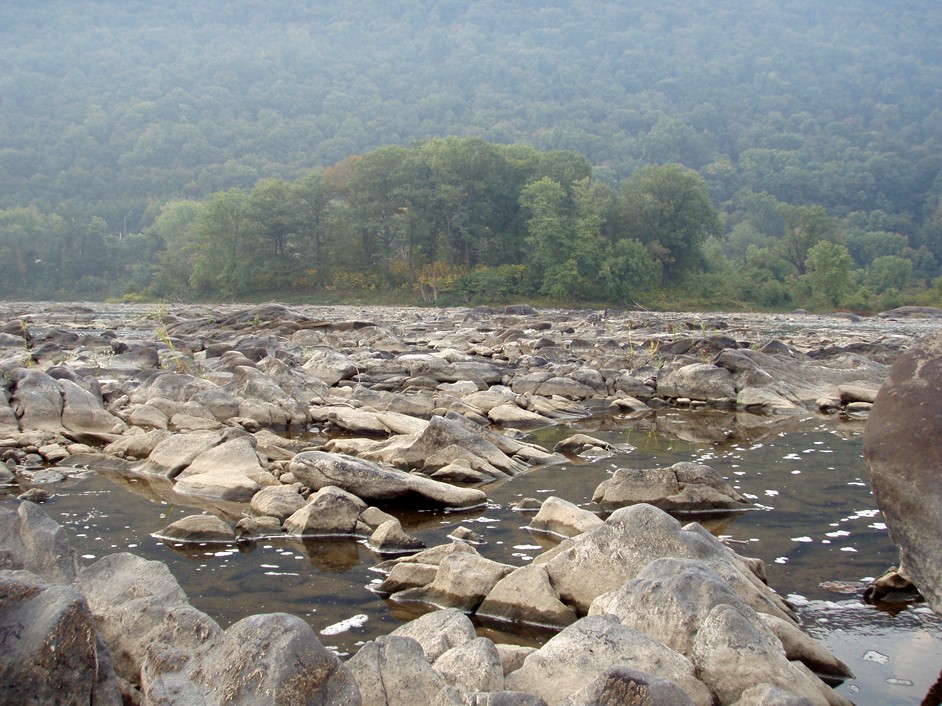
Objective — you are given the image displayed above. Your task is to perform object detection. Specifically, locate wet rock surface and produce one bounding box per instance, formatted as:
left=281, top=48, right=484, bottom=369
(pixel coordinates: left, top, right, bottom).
left=1, top=301, right=939, bottom=704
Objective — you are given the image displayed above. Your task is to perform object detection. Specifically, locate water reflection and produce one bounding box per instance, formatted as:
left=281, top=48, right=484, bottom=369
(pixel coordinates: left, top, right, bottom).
left=2, top=409, right=941, bottom=704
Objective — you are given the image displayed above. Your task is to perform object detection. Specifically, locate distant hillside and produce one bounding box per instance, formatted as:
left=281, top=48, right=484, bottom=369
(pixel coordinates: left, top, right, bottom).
left=1, top=0, right=940, bottom=238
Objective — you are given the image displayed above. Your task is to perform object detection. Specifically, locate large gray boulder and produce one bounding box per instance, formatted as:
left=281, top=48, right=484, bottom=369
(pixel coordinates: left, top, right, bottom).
left=389, top=608, right=478, bottom=663
left=539, top=504, right=794, bottom=621
left=433, top=637, right=505, bottom=693
left=477, top=564, right=576, bottom=628
left=250, top=484, right=306, bottom=521
left=589, top=558, right=850, bottom=681
left=526, top=496, right=604, bottom=538
left=76, top=552, right=222, bottom=685
left=656, top=362, right=737, bottom=403
left=560, top=667, right=695, bottom=706
left=0, top=501, right=80, bottom=583
left=10, top=368, right=64, bottom=432
left=172, top=434, right=266, bottom=501
left=0, top=570, right=122, bottom=706
left=289, top=450, right=487, bottom=509
left=692, top=605, right=849, bottom=706
left=142, top=612, right=361, bottom=705
left=592, top=462, right=751, bottom=514
left=392, top=552, right=514, bottom=613
left=346, top=635, right=446, bottom=706
left=864, top=331, right=942, bottom=614
left=283, top=485, right=367, bottom=536
left=504, top=615, right=712, bottom=706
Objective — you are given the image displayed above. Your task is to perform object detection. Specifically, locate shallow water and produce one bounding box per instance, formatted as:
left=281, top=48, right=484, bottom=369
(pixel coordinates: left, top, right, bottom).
left=5, top=409, right=941, bottom=705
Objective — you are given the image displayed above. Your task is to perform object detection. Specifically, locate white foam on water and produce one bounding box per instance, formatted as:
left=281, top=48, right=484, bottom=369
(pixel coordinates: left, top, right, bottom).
left=320, top=614, right=369, bottom=636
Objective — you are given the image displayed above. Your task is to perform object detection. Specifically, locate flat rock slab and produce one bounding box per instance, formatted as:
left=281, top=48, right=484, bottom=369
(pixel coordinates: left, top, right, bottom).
left=289, top=450, right=487, bottom=509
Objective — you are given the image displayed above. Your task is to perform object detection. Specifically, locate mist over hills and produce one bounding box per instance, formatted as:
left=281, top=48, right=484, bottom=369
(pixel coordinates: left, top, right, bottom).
left=2, top=0, right=940, bottom=237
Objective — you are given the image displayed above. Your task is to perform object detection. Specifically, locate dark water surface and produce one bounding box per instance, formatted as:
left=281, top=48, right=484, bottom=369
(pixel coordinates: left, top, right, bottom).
left=6, top=409, right=941, bottom=705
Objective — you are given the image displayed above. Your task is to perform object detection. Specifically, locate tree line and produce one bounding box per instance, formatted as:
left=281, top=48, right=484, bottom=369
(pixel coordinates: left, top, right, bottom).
left=2, top=137, right=940, bottom=312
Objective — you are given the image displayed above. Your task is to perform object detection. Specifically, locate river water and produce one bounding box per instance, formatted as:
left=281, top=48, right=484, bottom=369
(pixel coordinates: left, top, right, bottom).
left=5, top=408, right=941, bottom=705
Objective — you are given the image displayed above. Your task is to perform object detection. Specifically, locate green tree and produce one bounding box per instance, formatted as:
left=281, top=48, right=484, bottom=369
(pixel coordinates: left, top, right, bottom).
left=618, top=164, right=721, bottom=284
left=868, top=255, right=912, bottom=294
left=519, top=176, right=575, bottom=295
left=778, top=203, right=840, bottom=275
left=803, top=240, right=855, bottom=308
left=189, top=188, right=253, bottom=296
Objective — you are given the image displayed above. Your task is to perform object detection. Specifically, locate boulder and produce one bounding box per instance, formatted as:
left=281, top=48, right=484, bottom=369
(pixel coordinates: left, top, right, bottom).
left=592, top=462, right=751, bottom=514
left=527, top=496, right=603, bottom=538
left=540, top=504, right=794, bottom=620
left=0, top=570, right=122, bottom=706
left=434, top=637, right=505, bottom=693
left=172, top=434, right=266, bottom=501
left=0, top=501, right=80, bottom=583
left=372, top=562, right=439, bottom=595
left=392, top=552, right=514, bottom=613
left=560, top=667, right=696, bottom=706
left=589, top=558, right=849, bottom=680
left=346, top=635, right=444, bottom=706
left=58, top=378, right=126, bottom=440
left=137, top=430, right=224, bottom=478
left=142, top=612, right=361, bottom=705
left=657, top=362, right=737, bottom=403
left=389, top=608, right=478, bottom=662
left=250, top=484, right=306, bottom=522
left=103, top=428, right=173, bottom=460
left=156, top=514, right=236, bottom=543
left=504, top=615, right=712, bottom=706
left=368, top=518, right=426, bottom=553
left=477, top=564, right=576, bottom=629
left=77, top=552, right=222, bottom=686
left=284, top=485, right=368, bottom=536
left=289, top=450, right=487, bottom=509
left=10, top=368, right=64, bottom=432
left=864, top=331, right=942, bottom=614
left=691, top=605, right=847, bottom=706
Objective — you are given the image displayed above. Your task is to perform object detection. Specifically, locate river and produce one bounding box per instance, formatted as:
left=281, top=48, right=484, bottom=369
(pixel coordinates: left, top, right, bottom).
left=6, top=406, right=941, bottom=705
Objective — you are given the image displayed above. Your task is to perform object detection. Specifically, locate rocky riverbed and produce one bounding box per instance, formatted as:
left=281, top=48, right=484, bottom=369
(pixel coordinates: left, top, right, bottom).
left=2, top=301, right=941, bottom=705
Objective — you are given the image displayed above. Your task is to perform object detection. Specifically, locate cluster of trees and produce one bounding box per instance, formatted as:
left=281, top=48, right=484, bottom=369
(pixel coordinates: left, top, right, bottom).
left=4, top=137, right=940, bottom=311
left=1, top=1, right=941, bottom=309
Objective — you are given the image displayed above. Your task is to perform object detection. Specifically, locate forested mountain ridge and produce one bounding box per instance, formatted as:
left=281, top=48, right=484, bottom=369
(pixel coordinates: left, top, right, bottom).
left=1, top=0, right=941, bottom=307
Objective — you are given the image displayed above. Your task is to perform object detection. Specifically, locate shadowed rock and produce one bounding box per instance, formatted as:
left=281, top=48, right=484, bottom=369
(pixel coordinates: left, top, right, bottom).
left=865, top=330, right=942, bottom=614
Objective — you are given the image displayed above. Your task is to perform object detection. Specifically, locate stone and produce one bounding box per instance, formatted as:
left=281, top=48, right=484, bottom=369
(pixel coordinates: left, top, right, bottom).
left=373, top=562, right=439, bottom=595
left=156, top=514, right=236, bottom=544
left=434, top=637, right=504, bottom=693
left=527, top=496, right=604, bottom=538
left=504, top=615, right=712, bottom=706
left=657, top=362, right=737, bottom=403
left=0, top=570, right=122, bottom=706
left=346, top=635, right=443, bottom=706
left=0, top=501, right=80, bottom=583
left=10, top=368, right=64, bottom=432
left=592, top=462, right=751, bottom=514
left=864, top=331, right=942, bottom=614
left=77, top=552, right=222, bottom=686
left=284, top=485, right=368, bottom=536
left=172, top=434, right=264, bottom=501
left=389, top=608, right=478, bottom=662
left=368, top=518, right=426, bottom=553
left=250, top=484, right=306, bottom=522
left=58, top=378, right=126, bottom=440
left=142, top=612, right=361, bottom=705
left=560, top=667, right=696, bottom=706
left=540, top=504, right=794, bottom=620
left=691, top=604, right=844, bottom=706
left=553, top=434, right=613, bottom=454
left=103, top=428, right=173, bottom=459
left=731, top=684, right=818, bottom=705
left=478, top=564, right=577, bottom=628
left=289, top=450, right=487, bottom=509
left=138, top=430, right=224, bottom=478
left=393, top=552, right=514, bottom=613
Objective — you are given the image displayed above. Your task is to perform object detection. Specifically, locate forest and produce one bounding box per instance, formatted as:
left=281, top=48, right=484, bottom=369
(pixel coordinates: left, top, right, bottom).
left=1, top=0, right=940, bottom=310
